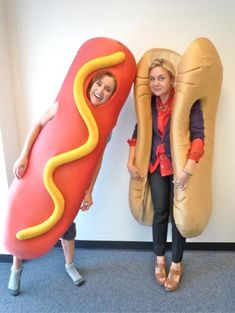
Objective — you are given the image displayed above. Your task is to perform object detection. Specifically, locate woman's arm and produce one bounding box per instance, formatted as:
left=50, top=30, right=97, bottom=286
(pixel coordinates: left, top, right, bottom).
left=14, top=101, right=58, bottom=179
left=126, top=124, right=143, bottom=179
left=80, top=153, right=104, bottom=211
left=173, top=159, right=196, bottom=189
left=80, top=131, right=115, bottom=211
left=127, top=145, right=143, bottom=179
left=173, top=101, right=204, bottom=189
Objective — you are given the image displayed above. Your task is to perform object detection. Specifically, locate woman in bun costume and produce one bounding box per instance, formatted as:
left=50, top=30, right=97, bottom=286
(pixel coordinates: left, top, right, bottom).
left=127, top=58, right=204, bottom=291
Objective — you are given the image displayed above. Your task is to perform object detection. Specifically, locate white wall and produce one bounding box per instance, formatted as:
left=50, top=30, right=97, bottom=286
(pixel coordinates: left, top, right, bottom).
left=1, top=0, right=235, bottom=254
left=0, top=0, right=20, bottom=254
left=0, top=0, right=20, bottom=182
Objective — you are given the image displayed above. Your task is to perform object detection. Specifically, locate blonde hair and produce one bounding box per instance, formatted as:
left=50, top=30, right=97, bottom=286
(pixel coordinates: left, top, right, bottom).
left=149, top=58, right=175, bottom=80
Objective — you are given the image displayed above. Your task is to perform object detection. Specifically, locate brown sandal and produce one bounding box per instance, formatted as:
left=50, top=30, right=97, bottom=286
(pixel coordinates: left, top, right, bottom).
left=155, top=259, right=167, bottom=285
left=164, top=263, right=183, bottom=292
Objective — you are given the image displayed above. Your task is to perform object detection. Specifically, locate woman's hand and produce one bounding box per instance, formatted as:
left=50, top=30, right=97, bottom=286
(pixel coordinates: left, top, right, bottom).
left=80, top=192, right=93, bottom=211
left=173, top=171, right=191, bottom=190
left=13, top=156, right=29, bottom=179
left=127, top=145, right=143, bottom=179
left=174, top=159, right=195, bottom=189
left=127, top=162, right=143, bottom=179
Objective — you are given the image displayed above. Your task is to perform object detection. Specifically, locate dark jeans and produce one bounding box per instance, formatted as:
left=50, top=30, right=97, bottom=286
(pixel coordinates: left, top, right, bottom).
left=148, top=167, right=185, bottom=263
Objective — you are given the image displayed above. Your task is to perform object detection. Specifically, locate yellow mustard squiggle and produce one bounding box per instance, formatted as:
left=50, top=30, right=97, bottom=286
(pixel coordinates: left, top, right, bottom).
left=16, top=51, right=126, bottom=240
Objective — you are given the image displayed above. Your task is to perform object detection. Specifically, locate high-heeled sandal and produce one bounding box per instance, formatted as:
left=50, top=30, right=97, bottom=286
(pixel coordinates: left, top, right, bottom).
left=155, top=259, right=167, bottom=286
left=164, top=263, right=183, bottom=292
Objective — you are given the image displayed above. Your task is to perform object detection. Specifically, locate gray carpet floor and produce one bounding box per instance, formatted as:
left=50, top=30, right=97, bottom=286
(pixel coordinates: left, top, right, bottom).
left=0, top=248, right=234, bottom=313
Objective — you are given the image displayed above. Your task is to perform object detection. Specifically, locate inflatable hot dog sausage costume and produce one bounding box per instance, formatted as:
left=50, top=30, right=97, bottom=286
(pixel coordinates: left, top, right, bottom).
left=4, top=37, right=136, bottom=259
left=129, top=37, right=223, bottom=238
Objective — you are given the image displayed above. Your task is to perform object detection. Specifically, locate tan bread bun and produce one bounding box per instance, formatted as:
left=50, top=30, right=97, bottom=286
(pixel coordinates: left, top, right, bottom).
left=171, top=37, right=223, bottom=237
left=129, top=38, right=222, bottom=238
left=129, top=49, right=181, bottom=225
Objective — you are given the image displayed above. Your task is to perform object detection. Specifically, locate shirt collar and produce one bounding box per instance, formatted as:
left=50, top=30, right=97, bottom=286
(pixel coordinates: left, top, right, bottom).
left=156, top=88, right=175, bottom=111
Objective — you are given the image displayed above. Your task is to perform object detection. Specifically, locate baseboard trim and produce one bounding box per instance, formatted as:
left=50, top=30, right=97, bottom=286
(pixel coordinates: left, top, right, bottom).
left=0, top=254, right=13, bottom=263
left=1, top=241, right=234, bottom=263
left=69, top=240, right=235, bottom=251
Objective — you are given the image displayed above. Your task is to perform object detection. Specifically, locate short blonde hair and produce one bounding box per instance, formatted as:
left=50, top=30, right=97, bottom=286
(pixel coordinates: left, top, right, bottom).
left=149, top=58, right=175, bottom=80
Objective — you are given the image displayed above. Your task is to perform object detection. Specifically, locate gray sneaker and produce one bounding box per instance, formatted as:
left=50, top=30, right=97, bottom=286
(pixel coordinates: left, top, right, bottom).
left=8, top=266, right=23, bottom=296
left=65, top=263, right=85, bottom=286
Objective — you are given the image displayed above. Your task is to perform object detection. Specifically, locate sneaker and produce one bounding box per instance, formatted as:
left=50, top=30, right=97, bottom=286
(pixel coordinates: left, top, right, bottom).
left=65, top=263, right=85, bottom=286
left=8, top=266, right=23, bottom=296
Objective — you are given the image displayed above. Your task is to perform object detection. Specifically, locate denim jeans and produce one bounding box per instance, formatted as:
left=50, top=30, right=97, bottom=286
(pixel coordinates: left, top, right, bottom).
left=148, top=167, right=185, bottom=263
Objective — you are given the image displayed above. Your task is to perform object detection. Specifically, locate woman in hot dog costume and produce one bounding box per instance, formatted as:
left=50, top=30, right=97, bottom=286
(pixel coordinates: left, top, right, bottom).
left=5, top=37, right=136, bottom=296
left=127, top=38, right=222, bottom=292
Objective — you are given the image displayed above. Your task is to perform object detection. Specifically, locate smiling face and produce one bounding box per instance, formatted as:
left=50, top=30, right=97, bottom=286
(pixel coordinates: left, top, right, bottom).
left=149, top=66, right=174, bottom=104
left=89, top=74, right=116, bottom=106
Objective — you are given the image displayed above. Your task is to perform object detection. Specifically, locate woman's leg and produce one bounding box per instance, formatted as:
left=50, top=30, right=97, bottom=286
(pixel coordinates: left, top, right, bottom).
left=149, top=168, right=172, bottom=284
left=149, top=168, right=172, bottom=257
left=171, top=213, right=186, bottom=263
left=164, top=183, right=185, bottom=291
left=61, top=222, right=85, bottom=286
left=61, top=238, right=75, bottom=265
left=8, top=256, right=23, bottom=296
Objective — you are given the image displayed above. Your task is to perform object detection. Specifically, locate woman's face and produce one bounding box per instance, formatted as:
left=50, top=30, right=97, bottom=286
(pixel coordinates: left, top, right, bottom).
left=149, top=66, right=174, bottom=102
left=89, top=75, right=116, bottom=105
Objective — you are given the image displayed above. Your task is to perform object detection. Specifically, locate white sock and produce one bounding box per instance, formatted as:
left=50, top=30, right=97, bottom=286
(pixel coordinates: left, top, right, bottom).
left=65, top=263, right=85, bottom=286
left=8, top=266, right=23, bottom=295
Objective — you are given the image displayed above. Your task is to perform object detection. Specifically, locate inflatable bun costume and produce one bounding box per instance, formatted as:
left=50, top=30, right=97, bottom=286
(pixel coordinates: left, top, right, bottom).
left=4, top=37, right=136, bottom=259
left=129, top=37, right=223, bottom=238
